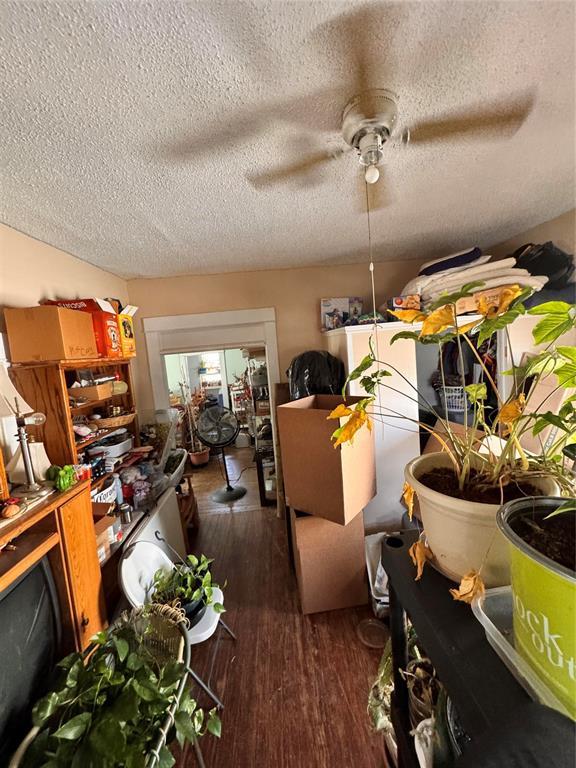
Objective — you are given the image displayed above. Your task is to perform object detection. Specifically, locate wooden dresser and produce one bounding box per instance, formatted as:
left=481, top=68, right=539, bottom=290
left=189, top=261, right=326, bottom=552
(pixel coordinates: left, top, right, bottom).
left=0, top=481, right=106, bottom=651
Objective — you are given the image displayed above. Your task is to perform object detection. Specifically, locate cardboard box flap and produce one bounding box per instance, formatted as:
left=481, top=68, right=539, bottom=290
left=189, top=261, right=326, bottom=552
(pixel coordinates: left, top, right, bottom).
left=120, top=305, right=138, bottom=318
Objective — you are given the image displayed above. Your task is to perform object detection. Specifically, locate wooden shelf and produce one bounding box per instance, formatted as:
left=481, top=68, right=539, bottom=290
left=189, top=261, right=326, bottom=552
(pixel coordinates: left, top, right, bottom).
left=75, top=428, right=115, bottom=450
left=0, top=530, right=60, bottom=592
left=11, top=357, right=135, bottom=370
left=69, top=395, right=121, bottom=413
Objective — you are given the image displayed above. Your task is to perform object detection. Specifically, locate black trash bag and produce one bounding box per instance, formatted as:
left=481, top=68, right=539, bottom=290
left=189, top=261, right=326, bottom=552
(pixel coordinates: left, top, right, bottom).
left=287, top=351, right=345, bottom=400
left=513, top=241, right=574, bottom=289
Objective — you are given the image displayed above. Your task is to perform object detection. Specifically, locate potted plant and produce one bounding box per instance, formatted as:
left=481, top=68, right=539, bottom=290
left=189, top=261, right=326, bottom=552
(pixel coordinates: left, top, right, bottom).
left=330, top=287, right=575, bottom=590
left=13, top=607, right=221, bottom=767
left=497, top=496, right=575, bottom=718
left=180, top=382, right=210, bottom=466
left=151, top=553, right=225, bottom=625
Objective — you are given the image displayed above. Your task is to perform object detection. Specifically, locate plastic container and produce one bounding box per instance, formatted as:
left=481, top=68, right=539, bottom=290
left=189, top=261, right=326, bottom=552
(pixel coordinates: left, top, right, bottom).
left=364, top=533, right=389, bottom=619
left=164, top=448, right=187, bottom=487
left=91, top=478, right=117, bottom=504
left=472, top=586, right=569, bottom=718
left=497, top=497, right=575, bottom=719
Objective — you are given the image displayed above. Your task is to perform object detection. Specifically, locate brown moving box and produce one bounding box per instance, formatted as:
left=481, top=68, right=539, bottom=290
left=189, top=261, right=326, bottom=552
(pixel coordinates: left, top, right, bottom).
left=68, top=382, right=114, bottom=403
left=4, top=306, right=98, bottom=362
left=291, top=509, right=367, bottom=614
left=277, top=395, right=376, bottom=526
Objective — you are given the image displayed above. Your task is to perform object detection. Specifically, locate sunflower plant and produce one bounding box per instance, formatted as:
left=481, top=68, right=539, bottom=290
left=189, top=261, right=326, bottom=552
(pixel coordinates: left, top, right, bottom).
left=328, top=283, right=576, bottom=511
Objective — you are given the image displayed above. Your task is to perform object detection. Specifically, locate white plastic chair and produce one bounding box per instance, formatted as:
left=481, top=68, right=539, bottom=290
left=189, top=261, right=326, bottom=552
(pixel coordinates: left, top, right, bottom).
left=119, top=540, right=236, bottom=710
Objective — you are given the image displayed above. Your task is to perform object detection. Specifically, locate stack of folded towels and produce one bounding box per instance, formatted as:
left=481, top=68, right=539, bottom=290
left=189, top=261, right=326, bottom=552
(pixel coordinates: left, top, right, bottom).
left=401, top=247, right=549, bottom=309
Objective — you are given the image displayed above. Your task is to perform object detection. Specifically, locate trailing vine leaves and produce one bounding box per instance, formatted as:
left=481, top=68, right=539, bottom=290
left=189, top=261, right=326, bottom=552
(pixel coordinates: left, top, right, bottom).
left=26, top=615, right=221, bottom=767
left=152, top=554, right=225, bottom=613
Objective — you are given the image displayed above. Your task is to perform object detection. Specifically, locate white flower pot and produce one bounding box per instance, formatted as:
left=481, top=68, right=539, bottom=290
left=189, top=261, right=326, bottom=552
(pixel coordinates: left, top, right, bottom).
left=404, top=453, right=559, bottom=588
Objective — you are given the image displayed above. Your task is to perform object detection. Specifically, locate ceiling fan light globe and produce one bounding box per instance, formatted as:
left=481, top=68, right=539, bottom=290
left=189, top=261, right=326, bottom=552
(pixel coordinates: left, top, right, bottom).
left=365, top=165, right=380, bottom=184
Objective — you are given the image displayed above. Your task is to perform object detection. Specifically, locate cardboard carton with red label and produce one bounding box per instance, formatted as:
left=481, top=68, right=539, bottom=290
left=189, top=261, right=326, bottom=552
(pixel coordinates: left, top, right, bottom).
left=43, top=298, right=122, bottom=358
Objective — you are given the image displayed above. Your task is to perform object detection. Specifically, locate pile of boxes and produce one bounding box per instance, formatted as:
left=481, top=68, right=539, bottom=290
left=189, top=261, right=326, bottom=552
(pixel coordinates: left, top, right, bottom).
left=277, top=394, right=376, bottom=614
left=4, top=299, right=138, bottom=362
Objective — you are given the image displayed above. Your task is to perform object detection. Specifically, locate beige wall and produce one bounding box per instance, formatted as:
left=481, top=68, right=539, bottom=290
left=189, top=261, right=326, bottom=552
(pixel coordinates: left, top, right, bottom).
left=0, top=224, right=128, bottom=335
left=128, top=259, right=421, bottom=414
left=491, top=209, right=575, bottom=258
left=128, top=208, right=575, bottom=415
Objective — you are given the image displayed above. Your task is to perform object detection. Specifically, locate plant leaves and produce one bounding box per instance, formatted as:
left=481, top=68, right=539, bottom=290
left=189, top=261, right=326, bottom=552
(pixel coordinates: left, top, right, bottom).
left=497, top=394, right=525, bottom=426
left=476, top=304, right=526, bottom=346
left=420, top=306, right=455, bottom=337
left=347, top=353, right=375, bottom=384
left=32, top=691, right=61, bottom=726
left=426, top=280, right=486, bottom=311
left=53, top=712, right=92, bottom=740
left=89, top=715, right=126, bottom=757
left=449, top=571, right=485, bottom=604
left=557, top=346, right=576, bottom=364
left=544, top=500, right=576, bottom=518
left=387, top=309, right=426, bottom=323
left=408, top=539, right=433, bottom=581
left=528, top=301, right=573, bottom=315
left=326, top=403, right=353, bottom=420
left=114, top=637, right=129, bottom=663
left=331, top=405, right=372, bottom=447
left=465, top=383, right=487, bottom=404
left=213, top=602, right=226, bottom=613
left=157, top=745, right=176, bottom=768
left=112, top=685, right=140, bottom=722
left=402, top=482, right=415, bottom=520
left=555, top=362, right=576, bottom=388
left=207, top=710, right=222, bottom=738
left=476, top=285, right=523, bottom=319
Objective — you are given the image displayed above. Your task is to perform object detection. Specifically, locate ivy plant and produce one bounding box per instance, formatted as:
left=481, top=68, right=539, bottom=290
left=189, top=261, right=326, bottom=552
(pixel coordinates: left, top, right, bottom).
left=152, top=554, right=225, bottom=614
left=22, top=615, right=221, bottom=768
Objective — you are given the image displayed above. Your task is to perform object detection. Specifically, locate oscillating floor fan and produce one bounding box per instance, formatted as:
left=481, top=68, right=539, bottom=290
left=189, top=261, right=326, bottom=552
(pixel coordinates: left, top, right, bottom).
left=196, top=405, right=247, bottom=503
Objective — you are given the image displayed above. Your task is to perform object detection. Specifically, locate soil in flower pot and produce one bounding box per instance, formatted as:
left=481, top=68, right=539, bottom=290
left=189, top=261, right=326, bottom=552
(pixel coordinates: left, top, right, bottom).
left=420, top=467, right=542, bottom=505
left=509, top=510, right=575, bottom=571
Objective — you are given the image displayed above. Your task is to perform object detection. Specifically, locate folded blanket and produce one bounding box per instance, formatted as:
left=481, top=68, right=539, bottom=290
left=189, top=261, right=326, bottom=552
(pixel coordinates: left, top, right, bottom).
left=419, top=247, right=484, bottom=276
left=421, top=260, right=525, bottom=301
left=402, top=252, right=492, bottom=296
left=424, top=274, right=549, bottom=305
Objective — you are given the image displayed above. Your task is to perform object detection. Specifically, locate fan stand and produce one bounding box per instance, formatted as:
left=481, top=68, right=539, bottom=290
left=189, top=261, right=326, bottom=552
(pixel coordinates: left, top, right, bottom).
left=211, top=447, right=247, bottom=503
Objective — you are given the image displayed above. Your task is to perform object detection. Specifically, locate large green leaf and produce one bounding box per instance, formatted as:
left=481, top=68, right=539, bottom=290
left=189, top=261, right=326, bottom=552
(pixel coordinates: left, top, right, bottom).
left=558, top=346, right=576, bottom=364
left=544, top=500, right=576, bottom=518
left=32, top=691, right=61, bottom=726
left=175, top=711, right=198, bottom=748
left=53, top=712, right=92, bottom=740
left=89, top=715, right=126, bottom=756
left=532, top=316, right=575, bottom=345
left=158, top=745, right=176, bottom=768
left=465, top=383, right=487, bottom=403
left=555, top=362, right=576, bottom=388
left=532, top=412, right=569, bottom=436
left=114, top=637, right=129, bottom=663
left=112, top=685, right=140, bottom=722
left=207, top=710, right=222, bottom=738
left=528, top=301, right=573, bottom=315
left=476, top=304, right=526, bottom=346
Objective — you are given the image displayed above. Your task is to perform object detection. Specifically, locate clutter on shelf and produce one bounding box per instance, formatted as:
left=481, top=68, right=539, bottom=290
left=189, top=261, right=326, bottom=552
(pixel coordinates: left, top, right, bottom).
left=320, top=297, right=363, bottom=330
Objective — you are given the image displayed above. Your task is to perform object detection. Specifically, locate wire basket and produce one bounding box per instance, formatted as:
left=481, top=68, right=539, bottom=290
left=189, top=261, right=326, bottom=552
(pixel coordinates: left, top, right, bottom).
left=88, top=412, right=136, bottom=429
left=438, top=386, right=467, bottom=412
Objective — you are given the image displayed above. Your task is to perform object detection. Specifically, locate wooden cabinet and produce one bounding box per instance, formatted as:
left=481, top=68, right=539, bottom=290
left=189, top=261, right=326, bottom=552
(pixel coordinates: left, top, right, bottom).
left=57, top=488, right=107, bottom=649
left=0, top=482, right=106, bottom=652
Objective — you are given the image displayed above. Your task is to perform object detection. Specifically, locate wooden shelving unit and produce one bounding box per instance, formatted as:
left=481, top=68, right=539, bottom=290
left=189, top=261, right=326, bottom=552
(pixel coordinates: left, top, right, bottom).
left=9, top=358, right=138, bottom=476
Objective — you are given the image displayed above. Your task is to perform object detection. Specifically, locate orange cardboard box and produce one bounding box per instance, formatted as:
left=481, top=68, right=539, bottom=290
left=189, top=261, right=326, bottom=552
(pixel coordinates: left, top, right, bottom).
left=4, top=306, right=98, bottom=362
left=44, top=299, right=122, bottom=358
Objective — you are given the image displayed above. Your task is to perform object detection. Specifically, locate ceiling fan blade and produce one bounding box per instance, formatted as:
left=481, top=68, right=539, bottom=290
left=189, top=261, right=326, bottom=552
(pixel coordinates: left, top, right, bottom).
left=248, top=148, right=348, bottom=188
left=408, top=91, right=535, bottom=144
left=355, top=170, right=388, bottom=213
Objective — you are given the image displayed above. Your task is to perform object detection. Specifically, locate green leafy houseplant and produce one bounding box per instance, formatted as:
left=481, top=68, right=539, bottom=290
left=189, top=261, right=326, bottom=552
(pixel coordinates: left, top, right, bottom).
left=330, top=286, right=576, bottom=590
left=152, top=554, right=225, bottom=618
left=21, top=613, right=221, bottom=768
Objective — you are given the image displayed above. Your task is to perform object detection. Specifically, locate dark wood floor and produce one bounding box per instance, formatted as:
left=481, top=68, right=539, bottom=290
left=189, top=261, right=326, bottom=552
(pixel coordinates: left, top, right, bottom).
left=176, top=449, right=385, bottom=768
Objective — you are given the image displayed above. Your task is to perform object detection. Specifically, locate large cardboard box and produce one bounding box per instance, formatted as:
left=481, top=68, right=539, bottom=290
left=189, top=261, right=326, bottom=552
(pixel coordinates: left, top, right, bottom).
left=291, top=509, right=368, bottom=614
left=4, top=306, right=98, bottom=362
left=277, top=395, right=376, bottom=525
left=44, top=299, right=122, bottom=358
left=117, top=305, right=138, bottom=357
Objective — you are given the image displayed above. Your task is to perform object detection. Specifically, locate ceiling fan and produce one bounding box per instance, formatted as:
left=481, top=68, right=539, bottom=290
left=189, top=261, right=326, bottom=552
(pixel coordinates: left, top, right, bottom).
left=246, top=4, right=535, bottom=207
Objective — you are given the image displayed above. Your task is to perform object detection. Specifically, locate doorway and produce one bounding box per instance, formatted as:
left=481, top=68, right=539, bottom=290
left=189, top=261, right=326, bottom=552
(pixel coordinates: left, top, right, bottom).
left=163, top=345, right=276, bottom=511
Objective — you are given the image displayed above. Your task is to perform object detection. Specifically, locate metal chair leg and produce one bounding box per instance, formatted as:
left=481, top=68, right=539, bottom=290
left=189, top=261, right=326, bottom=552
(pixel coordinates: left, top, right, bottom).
left=218, top=617, right=236, bottom=640
left=193, top=736, right=206, bottom=768
left=186, top=665, right=224, bottom=710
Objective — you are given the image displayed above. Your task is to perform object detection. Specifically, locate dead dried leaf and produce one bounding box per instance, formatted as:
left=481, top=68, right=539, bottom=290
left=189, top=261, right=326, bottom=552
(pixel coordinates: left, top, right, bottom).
left=420, top=305, right=455, bottom=337
left=327, top=403, right=353, bottom=420
left=331, top=407, right=371, bottom=447
left=408, top=539, right=433, bottom=581
left=477, top=284, right=523, bottom=319
left=387, top=309, right=426, bottom=323
left=449, top=570, right=485, bottom=604
left=497, top=393, right=526, bottom=426
left=402, top=482, right=415, bottom=520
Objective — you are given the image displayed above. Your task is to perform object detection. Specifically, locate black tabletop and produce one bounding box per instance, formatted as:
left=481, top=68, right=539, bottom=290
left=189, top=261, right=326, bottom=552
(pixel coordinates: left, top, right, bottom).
left=380, top=529, right=575, bottom=767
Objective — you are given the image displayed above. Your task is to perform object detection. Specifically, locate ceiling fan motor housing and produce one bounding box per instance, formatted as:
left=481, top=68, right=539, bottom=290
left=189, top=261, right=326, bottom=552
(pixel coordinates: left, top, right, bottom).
left=342, top=89, right=399, bottom=165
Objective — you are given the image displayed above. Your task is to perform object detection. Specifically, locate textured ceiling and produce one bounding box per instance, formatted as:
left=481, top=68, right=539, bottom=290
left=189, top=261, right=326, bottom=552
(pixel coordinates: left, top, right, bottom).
left=0, top=1, right=574, bottom=279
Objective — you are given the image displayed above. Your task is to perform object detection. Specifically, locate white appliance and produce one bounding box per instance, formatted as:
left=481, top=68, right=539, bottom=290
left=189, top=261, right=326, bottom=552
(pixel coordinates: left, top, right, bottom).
left=126, top=487, right=187, bottom=561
